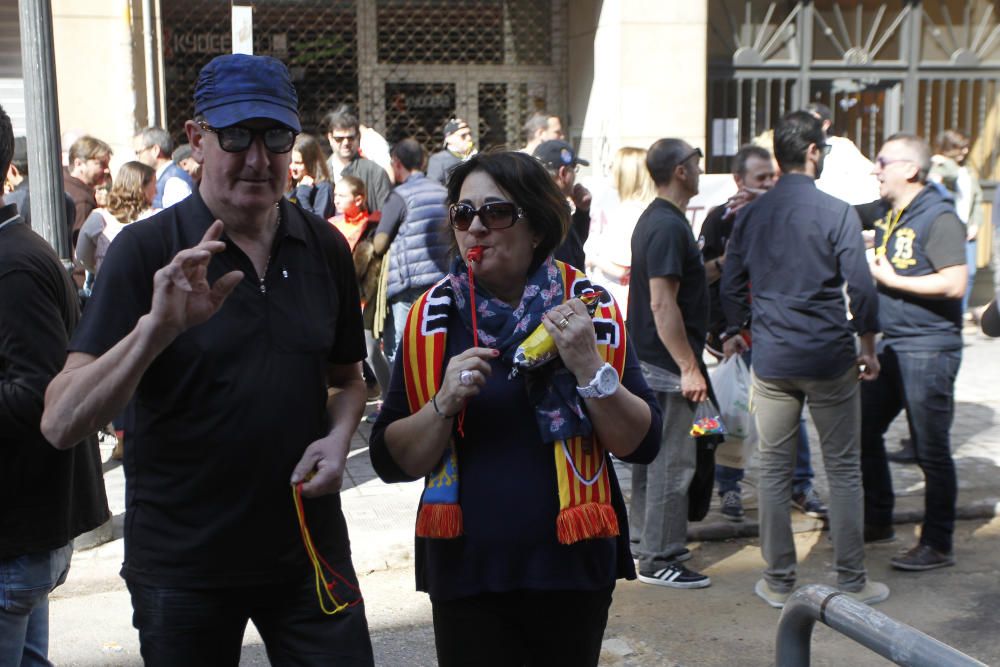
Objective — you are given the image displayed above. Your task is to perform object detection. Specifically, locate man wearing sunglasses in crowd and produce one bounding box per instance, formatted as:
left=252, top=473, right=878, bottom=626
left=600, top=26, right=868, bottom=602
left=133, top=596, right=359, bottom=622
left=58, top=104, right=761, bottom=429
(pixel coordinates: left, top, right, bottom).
left=324, top=104, right=393, bottom=212
left=42, top=54, right=374, bottom=665
left=861, top=134, right=967, bottom=573
left=626, top=138, right=714, bottom=590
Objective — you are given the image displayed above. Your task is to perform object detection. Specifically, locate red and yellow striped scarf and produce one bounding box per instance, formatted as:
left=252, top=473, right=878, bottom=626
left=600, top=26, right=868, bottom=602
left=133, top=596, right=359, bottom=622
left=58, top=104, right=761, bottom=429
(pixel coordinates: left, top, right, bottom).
left=400, top=261, right=628, bottom=544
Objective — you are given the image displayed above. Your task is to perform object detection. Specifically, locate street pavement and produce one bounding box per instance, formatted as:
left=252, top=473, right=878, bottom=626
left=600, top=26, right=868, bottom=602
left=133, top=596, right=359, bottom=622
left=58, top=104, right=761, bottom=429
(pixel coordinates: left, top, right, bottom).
left=49, top=325, right=1000, bottom=666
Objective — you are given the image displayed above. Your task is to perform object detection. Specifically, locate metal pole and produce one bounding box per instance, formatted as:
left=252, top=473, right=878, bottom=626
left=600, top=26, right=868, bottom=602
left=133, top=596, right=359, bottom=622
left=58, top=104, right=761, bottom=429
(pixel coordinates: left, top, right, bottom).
left=154, top=0, right=166, bottom=128
left=776, top=585, right=988, bottom=667
left=17, top=0, right=69, bottom=258
left=142, top=0, right=160, bottom=127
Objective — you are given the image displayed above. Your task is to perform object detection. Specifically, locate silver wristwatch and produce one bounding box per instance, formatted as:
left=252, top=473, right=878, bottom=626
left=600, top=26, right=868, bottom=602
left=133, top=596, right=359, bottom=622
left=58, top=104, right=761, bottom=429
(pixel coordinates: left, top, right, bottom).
left=576, top=362, right=619, bottom=399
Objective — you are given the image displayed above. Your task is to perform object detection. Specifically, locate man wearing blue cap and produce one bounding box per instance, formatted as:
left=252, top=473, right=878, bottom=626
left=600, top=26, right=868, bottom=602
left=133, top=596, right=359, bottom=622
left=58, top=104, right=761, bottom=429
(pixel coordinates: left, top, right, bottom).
left=42, top=54, right=374, bottom=665
left=533, top=139, right=592, bottom=271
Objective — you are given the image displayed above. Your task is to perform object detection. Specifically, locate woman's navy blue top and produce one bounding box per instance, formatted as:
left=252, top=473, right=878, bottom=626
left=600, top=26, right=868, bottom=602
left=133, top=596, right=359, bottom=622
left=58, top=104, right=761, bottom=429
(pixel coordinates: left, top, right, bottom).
left=369, top=307, right=661, bottom=602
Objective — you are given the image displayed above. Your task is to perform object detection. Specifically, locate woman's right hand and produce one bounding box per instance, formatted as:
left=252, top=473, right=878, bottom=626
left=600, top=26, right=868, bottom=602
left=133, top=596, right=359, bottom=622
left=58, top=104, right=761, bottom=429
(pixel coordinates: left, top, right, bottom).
left=433, top=347, right=498, bottom=416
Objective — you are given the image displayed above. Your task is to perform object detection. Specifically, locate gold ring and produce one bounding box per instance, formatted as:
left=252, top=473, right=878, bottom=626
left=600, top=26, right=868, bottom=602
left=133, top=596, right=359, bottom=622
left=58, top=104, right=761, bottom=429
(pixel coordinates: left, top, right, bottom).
left=557, top=317, right=570, bottom=330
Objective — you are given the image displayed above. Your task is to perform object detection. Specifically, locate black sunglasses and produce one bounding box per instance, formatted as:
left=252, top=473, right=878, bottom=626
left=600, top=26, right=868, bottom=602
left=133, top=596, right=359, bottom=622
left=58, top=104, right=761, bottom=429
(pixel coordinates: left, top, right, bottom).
left=198, top=121, right=297, bottom=154
left=448, top=201, right=523, bottom=231
left=680, top=147, right=704, bottom=165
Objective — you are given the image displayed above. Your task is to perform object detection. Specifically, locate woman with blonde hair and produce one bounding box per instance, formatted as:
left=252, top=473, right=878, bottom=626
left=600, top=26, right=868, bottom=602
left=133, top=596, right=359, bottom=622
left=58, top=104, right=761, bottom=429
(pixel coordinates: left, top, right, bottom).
left=76, top=160, right=156, bottom=278
left=586, top=147, right=656, bottom=317
left=287, top=133, right=335, bottom=218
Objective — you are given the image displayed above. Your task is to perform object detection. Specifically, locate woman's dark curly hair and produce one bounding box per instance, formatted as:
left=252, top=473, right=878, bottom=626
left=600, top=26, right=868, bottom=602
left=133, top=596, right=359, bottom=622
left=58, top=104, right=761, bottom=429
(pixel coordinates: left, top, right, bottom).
left=446, top=149, right=569, bottom=271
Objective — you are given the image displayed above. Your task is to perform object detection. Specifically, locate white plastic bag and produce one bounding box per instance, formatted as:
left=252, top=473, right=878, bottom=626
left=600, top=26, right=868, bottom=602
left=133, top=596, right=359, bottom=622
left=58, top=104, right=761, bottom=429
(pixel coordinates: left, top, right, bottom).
left=711, top=355, right=752, bottom=439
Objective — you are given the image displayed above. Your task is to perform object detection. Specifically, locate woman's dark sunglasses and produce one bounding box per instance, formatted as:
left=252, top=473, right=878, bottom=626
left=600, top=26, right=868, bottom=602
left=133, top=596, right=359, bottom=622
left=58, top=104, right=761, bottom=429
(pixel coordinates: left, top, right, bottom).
left=198, top=121, right=297, bottom=154
left=448, top=201, right=523, bottom=231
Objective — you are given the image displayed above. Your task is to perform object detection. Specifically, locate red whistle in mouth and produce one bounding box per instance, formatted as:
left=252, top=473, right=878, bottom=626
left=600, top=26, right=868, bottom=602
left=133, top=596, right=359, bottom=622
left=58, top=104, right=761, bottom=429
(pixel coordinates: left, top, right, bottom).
left=467, top=246, right=484, bottom=262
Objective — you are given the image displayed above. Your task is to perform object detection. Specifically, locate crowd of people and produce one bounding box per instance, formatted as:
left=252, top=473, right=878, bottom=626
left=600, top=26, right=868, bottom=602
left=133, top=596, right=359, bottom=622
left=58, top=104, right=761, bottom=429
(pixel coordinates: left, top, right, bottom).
left=1, top=50, right=999, bottom=667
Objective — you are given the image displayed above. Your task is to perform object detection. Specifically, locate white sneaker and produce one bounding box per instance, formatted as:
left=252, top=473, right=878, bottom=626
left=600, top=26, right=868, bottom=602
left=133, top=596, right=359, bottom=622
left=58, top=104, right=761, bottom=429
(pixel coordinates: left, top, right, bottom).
left=842, top=580, right=890, bottom=605
left=754, top=578, right=790, bottom=609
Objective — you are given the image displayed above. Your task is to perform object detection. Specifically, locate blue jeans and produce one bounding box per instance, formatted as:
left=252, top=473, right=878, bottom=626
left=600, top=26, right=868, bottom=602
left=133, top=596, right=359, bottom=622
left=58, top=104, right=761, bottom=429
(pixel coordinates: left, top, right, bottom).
left=716, top=419, right=814, bottom=495
left=0, top=544, right=72, bottom=667
left=861, top=345, right=961, bottom=553
left=384, top=286, right=426, bottom=364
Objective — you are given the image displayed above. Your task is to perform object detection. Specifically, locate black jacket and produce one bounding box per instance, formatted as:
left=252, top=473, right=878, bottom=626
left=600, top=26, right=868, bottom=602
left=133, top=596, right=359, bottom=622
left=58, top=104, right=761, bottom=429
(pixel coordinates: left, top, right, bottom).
left=0, top=206, right=108, bottom=559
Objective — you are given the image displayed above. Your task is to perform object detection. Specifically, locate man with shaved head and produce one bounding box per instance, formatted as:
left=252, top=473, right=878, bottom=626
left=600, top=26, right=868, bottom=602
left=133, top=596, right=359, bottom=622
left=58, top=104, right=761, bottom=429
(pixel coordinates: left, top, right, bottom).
left=863, top=133, right=967, bottom=572
left=627, top=137, right=712, bottom=590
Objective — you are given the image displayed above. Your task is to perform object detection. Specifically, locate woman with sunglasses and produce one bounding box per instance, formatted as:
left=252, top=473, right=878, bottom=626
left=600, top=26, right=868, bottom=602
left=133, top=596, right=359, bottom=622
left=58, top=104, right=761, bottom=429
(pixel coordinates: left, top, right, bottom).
left=285, top=133, right=335, bottom=219
left=369, top=150, right=661, bottom=666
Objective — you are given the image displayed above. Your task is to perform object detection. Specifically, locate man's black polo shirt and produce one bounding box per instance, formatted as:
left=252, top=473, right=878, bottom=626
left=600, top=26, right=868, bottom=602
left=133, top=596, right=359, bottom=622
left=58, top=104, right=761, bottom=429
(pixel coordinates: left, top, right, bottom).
left=70, top=190, right=366, bottom=588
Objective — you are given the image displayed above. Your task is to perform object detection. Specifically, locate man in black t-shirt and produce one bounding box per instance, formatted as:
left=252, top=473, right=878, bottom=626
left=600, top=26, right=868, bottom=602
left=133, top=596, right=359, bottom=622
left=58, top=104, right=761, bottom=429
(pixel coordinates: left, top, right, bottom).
left=864, top=133, right=967, bottom=573
left=42, top=55, right=373, bottom=665
left=626, top=138, right=712, bottom=589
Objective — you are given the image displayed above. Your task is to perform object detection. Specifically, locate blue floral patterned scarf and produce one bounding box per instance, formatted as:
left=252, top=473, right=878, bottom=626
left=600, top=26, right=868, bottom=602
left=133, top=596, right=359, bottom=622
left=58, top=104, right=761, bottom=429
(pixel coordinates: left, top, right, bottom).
left=448, top=255, right=592, bottom=443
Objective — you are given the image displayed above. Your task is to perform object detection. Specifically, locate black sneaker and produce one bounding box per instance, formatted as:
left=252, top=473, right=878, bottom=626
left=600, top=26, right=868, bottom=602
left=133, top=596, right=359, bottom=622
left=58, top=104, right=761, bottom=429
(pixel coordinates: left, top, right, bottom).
left=887, top=448, right=917, bottom=464
left=864, top=524, right=896, bottom=544
left=791, top=487, right=828, bottom=518
left=890, top=544, right=955, bottom=571
left=638, top=563, right=711, bottom=589
left=720, top=490, right=745, bottom=522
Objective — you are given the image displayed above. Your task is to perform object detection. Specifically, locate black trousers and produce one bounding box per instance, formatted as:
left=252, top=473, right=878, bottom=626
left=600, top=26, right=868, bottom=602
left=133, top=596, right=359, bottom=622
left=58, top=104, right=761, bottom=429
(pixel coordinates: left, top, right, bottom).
left=127, top=564, right=373, bottom=667
left=431, top=586, right=614, bottom=667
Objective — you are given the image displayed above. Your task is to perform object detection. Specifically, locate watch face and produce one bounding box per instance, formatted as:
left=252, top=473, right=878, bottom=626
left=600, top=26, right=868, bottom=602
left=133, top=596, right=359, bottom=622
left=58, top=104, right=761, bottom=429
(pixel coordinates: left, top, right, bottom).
left=597, top=364, right=618, bottom=395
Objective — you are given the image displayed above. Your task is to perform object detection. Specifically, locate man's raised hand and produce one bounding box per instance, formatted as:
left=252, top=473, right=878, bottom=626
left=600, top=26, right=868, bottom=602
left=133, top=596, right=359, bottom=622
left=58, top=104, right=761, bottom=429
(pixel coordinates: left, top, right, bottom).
left=149, top=220, right=243, bottom=343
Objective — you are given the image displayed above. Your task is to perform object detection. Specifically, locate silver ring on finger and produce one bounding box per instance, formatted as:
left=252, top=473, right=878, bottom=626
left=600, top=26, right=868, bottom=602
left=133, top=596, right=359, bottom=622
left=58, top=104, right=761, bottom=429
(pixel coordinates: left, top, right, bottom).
left=459, top=370, right=474, bottom=386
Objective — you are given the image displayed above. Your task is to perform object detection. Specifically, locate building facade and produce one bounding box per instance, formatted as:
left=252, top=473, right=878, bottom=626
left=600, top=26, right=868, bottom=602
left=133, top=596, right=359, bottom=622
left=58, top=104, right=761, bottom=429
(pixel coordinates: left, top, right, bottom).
left=2, top=1, right=997, bottom=214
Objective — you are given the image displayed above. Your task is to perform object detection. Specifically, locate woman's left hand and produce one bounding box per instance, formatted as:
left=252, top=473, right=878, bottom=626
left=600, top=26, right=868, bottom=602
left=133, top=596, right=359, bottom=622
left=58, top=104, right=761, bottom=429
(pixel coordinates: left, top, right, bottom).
left=541, top=298, right=603, bottom=386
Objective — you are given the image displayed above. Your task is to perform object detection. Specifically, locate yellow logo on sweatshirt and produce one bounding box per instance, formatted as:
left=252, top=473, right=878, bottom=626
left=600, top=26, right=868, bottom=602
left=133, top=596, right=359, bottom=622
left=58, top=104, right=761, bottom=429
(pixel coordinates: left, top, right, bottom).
left=890, top=228, right=917, bottom=269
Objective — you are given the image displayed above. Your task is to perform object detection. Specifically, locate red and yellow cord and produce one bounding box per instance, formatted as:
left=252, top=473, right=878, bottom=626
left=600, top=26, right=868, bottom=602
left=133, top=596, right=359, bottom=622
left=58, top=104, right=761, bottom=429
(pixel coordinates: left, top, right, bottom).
left=292, top=482, right=363, bottom=615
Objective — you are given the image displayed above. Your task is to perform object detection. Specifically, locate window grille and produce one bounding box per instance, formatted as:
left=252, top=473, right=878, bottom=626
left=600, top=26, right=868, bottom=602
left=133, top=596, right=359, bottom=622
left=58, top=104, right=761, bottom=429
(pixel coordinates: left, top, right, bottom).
left=706, top=0, right=1000, bottom=177
left=161, top=0, right=358, bottom=143
left=158, top=0, right=565, bottom=160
